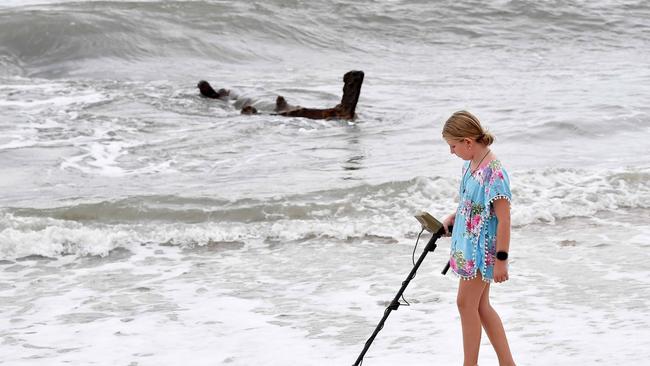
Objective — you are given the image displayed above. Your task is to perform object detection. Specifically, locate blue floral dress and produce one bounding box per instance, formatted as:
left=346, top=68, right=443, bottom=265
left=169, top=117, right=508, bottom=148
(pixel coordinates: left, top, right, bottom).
left=449, top=159, right=512, bottom=282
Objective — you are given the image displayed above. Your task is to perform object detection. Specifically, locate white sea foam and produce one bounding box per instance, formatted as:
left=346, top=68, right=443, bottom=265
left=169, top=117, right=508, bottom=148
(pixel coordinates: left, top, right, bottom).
left=0, top=93, right=105, bottom=108
left=2, top=216, right=649, bottom=365
left=60, top=140, right=132, bottom=177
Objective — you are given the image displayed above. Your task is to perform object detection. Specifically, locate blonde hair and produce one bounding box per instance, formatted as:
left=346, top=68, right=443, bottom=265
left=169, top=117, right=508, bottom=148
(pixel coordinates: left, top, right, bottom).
left=442, top=110, right=495, bottom=146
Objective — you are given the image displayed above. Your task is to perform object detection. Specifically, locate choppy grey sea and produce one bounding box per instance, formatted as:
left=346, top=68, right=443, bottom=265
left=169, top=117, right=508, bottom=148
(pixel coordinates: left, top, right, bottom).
left=1, top=0, right=649, bottom=364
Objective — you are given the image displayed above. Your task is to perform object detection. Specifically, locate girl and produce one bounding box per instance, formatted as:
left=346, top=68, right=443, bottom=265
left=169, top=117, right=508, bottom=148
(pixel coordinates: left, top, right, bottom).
left=441, top=111, right=516, bottom=366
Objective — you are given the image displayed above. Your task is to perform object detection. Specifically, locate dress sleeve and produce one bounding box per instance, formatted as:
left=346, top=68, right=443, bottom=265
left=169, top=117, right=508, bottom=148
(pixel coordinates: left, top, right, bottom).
left=485, top=161, right=512, bottom=207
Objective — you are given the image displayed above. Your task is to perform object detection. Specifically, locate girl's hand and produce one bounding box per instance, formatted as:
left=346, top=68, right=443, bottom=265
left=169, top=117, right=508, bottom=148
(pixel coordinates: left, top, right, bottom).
left=494, top=260, right=509, bottom=283
left=442, top=214, right=455, bottom=236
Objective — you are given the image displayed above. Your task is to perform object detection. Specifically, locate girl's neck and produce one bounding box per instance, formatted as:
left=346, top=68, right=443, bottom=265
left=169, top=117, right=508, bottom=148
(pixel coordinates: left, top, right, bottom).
left=470, top=146, right=491, bottom=168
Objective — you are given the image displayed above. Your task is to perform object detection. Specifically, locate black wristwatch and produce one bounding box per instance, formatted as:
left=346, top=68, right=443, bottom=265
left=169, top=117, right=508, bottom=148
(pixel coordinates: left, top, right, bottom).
left=496, top=251, right=509, bottom=261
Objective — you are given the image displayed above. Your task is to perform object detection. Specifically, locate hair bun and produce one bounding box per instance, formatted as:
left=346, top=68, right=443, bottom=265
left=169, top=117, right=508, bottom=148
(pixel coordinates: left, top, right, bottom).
left=480, top=131, right=495, bottom=145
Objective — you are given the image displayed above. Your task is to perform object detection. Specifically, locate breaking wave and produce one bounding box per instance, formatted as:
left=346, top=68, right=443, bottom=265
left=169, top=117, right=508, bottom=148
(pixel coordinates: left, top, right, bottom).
left=2, top=167, right=648, bottom=258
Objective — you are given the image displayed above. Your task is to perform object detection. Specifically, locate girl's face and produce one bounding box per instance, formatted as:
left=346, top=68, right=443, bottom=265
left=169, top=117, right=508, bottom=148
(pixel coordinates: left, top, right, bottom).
left=446, top=138, right=473, bottom=161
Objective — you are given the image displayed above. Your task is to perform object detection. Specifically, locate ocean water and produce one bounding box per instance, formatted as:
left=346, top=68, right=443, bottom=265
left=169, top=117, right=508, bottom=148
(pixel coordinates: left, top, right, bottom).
left=1, top=0, right=649, bottom=365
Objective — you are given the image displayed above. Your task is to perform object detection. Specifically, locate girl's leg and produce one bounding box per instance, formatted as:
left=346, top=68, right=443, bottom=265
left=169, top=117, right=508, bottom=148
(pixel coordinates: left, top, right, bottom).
left=478, top=284, right=516, bottom=366
left=457, top=274, right=489, bottom=366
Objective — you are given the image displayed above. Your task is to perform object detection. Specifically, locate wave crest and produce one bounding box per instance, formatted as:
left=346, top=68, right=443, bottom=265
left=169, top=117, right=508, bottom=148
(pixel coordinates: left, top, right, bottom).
left=1, top=167, right=648, bottom=259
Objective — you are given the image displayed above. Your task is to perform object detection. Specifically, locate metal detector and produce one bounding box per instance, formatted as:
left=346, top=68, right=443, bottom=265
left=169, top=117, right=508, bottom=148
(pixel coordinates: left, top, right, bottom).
left=352, top=212, right=450, bottom=366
